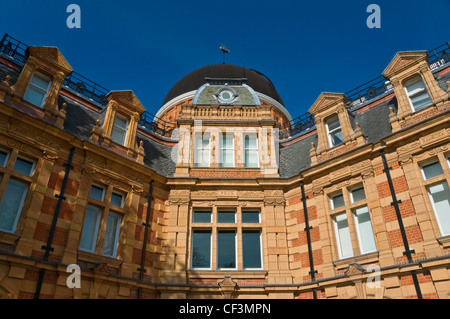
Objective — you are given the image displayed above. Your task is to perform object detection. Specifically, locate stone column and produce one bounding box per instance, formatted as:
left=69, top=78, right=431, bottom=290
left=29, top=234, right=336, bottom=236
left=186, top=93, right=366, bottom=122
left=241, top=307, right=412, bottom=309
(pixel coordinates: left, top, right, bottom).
left=162, top=190, right=190, bottom=288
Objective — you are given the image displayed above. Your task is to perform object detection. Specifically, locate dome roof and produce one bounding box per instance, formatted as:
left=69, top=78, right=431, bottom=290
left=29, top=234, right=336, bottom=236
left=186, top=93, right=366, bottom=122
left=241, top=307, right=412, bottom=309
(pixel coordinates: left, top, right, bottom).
left=162, top=64, right=284, bottom=106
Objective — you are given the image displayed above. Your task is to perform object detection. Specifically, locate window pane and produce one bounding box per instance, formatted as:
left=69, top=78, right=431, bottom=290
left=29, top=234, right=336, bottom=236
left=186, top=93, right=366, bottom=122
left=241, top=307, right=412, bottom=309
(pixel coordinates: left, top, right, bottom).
left=217, top=211, right=236, bottom=223
left=194, top=135, right=210, bottom=167
left=111, top=127, right=126, bottom=145
left=331, top=129, right=344, bottom=146
left=331, top=194, right=345, bottom=209
left=24, top=87, right=46, bottom=107
left=354, top=206, right=376, bottom=253
left=114, top=116, right=128, bottom=129
left=30, top=73, right=51, bottom=89
left=351, top=188, right=366, bottom=203
left=327, top=118, right=340, bottom=131
left=405, top=77, right=432, bottom=112
left=89, top=185, right=104, bottom=201
left=222, top=135, right=234, bottom=148
left=79, top=205, right=101, bottom=252
left=428, top=182, right=450, bottom=236
left=103, top=213, right=121, bottom=257
left=220, top=149, right=234, bottom=168
left=0, top=150, right=8, bottom=167
left=193, top=211, right=212, bottom=223
left=0, top=179, right=28, bottom=232
left=245, top=135, right=257, bottom=149
left=422, top=162, right=444, bottom=180
left=335, top=213, right=353, bottom=259
left=217, top=231, right=236, bottom=269
left=242, top=231, right=262, bottom=269
left=244, top=150, right=259, bottom=168
left=410, top=92, right=432, bottom=111
left=191, top=231, right=211, bottom=269
left=111, top=193, right=123, bottom=208
left=13, top=158, right=34, bottom=176
left=242, top=211, right=260, bottom=223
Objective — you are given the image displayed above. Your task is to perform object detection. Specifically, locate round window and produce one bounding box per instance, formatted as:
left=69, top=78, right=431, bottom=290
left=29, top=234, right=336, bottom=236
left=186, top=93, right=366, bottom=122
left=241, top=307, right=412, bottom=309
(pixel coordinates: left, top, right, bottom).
left=219, top=90, right=234, bottom=101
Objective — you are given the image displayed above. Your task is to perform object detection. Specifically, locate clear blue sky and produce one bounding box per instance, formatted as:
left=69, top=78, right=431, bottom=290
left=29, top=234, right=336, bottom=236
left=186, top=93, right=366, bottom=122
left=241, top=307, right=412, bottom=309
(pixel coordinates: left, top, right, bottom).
left=1, top=0, right=449, bottom=119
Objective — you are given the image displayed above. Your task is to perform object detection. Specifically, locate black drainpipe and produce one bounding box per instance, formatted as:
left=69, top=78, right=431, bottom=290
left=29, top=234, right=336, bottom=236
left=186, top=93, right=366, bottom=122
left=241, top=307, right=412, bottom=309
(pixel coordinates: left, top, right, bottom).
left=34, top=147, right=75, bottom=299
left=300, top=181, right=318, bottom=299
left=138, top=180, right=154, bottom=299
left=380, top=150, right=423, bottom=299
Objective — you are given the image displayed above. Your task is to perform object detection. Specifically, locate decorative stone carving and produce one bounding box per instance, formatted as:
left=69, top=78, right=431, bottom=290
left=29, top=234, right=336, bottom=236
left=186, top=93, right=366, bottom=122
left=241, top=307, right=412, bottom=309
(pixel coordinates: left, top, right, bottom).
left=90, top=120, right=102, bottom=143
left=218, top=276, right=238, bottom=299
left=92, top=263, right=113, bottom=275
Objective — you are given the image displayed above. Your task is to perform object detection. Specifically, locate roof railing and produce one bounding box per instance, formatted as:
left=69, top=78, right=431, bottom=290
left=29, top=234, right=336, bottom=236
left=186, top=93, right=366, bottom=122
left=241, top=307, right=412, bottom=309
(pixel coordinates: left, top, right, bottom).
left=1, top=33, right=449, bottom=139
left=0, top=33, right=174, bottom=136
left=288, top=41, right=450, bottom=138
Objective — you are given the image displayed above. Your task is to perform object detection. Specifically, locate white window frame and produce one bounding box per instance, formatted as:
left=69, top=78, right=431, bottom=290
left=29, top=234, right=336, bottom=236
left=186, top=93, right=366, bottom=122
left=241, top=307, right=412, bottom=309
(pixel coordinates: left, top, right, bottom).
left=194, top=132, right=211, bottom=168
left=102, top=212, right=122, bottom=258
left=0, top=179, right=29, bottom=233
left=243, top=133, right=259, bottom=168
left=333, top=213, right=354, bottom=259
left=242, top=210, right=261, bottom=224
left=111, top=191, right=125, bottom=208
left=13, top=156, right=36, bottom=177
left=404, top=76, right=433, bottom=113
left=427, top=181, right=450, bottom=237
left=242, top=230, right=263, bottom=270
left=23, top=72, right=52, bottom=108
left=217, top=230, right=238, bottom=270
left=0, top=148, right=10, bottom=168
left=352, top=206, right=377, bottom=254
left=219, top=133, right=235, bottom=168
left=90, top=184, right=106, bottom=202
left=217, top=210, right=237, bottom=224
left=326, top=116, right=343, bottom=148
left=330, top=193, right=345, bottom=210
left=79, top=204, right=102, bottom=253
left=420, top=160, right=444, bottom=181
left=190, top=230, right=213, bottom=270
left=111, top=114, right=129, bottom=146
left=349, top=186, right=366, bottom=204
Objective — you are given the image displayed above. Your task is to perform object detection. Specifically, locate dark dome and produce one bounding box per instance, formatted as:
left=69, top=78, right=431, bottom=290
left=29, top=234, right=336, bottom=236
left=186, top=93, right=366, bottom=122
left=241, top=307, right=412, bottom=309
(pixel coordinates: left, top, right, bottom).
left=162, top=64, right=284, bottom=106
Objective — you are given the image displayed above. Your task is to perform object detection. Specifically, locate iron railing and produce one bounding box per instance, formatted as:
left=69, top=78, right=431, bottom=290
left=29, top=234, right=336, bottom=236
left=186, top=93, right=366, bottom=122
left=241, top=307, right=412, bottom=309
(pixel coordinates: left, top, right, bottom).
left=138, top=112, right=175, bottom=138
left=0, top=33, right=174, bottom=136
left=1, top=33, right=449, bottom=139
left=288, top=41, right=450, bottom=137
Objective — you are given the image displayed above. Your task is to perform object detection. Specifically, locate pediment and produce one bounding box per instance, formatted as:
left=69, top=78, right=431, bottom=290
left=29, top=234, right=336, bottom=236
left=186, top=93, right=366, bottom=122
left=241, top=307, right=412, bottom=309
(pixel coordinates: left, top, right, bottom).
left=107, top=90, right=146, bottom=115
left=382, top=51, right=429, bottom=79
left=308, top=92, right=347, bottom=116
left=344, top=263, right=365, bottom=277
left=26, top=46, right=73, bottom=75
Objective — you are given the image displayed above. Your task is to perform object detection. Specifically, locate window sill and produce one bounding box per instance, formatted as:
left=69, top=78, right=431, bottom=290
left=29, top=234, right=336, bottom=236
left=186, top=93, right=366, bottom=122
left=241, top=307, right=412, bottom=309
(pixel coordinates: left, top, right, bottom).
left=187, top=269, right=268, bottom=280
left=0, top=230, right=20, bottom=246
left=332, top=251, right=379, bottom=271
left=437, top=235, right=450, bottom=249
left=77, top=249, right=123, bottom=269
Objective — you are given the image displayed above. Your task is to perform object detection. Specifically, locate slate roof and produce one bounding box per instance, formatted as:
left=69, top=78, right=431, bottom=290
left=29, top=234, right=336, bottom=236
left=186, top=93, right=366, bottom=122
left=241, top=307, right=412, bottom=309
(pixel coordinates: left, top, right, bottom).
left=1, top=55, right=449, bottom=180
left=162, top=64, right=284, bottom=106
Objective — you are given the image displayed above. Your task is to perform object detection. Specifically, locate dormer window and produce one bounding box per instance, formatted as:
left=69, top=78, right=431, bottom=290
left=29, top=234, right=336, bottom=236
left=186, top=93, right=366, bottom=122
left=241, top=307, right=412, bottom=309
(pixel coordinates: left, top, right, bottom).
left=404, top=76, right=433, bottom=112
left=326, top=116, right=344, bottom=148
left=23, top=72, right=52, bottom=108
left=111, top=114, right=129, bottom=145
